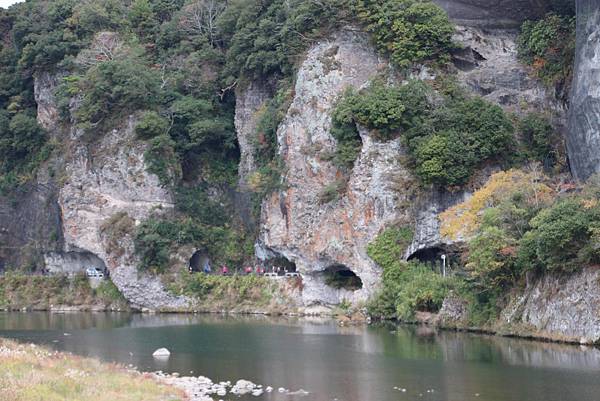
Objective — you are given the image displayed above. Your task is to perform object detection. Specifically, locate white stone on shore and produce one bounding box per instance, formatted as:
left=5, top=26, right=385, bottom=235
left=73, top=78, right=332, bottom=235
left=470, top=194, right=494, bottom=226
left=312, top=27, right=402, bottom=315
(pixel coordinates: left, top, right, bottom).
left=231, top=379, right=257, bottom=395
left=152, top=348, right=171, bottom=358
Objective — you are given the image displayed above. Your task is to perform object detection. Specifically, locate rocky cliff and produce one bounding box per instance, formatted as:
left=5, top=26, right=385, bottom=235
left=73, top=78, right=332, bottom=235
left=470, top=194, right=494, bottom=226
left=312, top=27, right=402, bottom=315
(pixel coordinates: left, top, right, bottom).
left=31, top=73, right=191, bottom=311
left=243, top=20, right=561, bottom=309
left=567, top=0, right=600, bottom=181
left=255, top=30, right=406, bottom=307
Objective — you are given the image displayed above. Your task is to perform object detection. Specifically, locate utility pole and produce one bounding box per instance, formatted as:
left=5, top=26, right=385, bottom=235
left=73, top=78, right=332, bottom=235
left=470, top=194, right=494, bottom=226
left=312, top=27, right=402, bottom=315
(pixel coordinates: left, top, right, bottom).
left=441, top=254, right=446, bottom=277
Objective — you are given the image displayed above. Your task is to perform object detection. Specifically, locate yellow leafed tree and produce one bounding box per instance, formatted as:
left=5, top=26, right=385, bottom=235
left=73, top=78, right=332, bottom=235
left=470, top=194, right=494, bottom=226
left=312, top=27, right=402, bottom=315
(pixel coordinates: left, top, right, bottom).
left=440, top=169, right=555, bottom=240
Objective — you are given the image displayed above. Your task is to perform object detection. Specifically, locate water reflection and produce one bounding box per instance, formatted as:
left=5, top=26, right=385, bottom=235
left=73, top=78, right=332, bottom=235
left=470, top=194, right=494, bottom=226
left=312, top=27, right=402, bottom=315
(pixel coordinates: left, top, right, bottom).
left=1, top=312, right=600, bottom=401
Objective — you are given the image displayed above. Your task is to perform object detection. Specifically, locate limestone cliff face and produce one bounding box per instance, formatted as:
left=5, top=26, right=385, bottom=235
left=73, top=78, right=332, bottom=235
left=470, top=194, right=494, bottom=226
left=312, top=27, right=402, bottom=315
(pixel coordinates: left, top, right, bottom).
left=235, top=82, right=273, bottom=186
left=502, top=268, right=600, bottom=344
left=246, top=22, right=563, bottom=308
left=567, top=0, right=600, bottom=181
left=433, top=0, right=550, bottom=28
left=33, top=75, right=191, bottom=311
left=257, top=30, right=410, bottom=306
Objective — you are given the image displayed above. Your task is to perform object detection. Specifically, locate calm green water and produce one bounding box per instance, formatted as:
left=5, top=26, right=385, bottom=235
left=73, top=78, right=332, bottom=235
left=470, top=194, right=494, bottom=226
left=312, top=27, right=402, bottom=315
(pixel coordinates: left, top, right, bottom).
left=1, top=312, right=600, bottom=401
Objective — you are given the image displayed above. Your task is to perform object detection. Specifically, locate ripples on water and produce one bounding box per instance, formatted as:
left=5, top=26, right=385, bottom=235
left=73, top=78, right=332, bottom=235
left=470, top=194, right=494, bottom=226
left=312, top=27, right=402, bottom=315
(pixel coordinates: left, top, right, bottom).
left=1, top=312, right=599, bottom=401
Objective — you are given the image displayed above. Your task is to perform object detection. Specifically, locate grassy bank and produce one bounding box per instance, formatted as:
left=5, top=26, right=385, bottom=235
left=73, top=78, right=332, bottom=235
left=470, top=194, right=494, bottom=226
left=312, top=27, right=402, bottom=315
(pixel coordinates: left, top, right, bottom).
left=165, top=270, right=301, bottom=313
left=0, top=338, right=184, bottom=401
left=0, top=274, right=128, bottom=311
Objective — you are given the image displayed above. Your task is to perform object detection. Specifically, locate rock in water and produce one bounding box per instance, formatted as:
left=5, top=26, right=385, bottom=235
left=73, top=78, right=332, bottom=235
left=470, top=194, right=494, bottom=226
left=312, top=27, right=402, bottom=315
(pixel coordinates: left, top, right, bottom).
left=152, top=348, right=170, bottom=358
left=231, top=379, right=257, bottom=395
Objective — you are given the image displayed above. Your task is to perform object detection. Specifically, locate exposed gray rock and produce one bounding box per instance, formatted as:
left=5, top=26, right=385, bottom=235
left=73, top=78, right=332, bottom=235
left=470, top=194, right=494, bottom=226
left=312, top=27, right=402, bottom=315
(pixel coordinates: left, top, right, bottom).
left=406, top=25, right=566, bottom=258
left=33, top=71, right=62, bottom=132
left=501, top=268, right=600, bottom=344
left=434, top=0, right=550, bottom=28
left=436, top=293, right=470, bottom=327
left=43, top=251, right=106, bottom=276
left=567, top=0, right=600, bottom=181
left=259, top=30, right=412, bottom=306
left=58, top=116, right=190, bottom=311
left=235, top=81, right=273, bottom=186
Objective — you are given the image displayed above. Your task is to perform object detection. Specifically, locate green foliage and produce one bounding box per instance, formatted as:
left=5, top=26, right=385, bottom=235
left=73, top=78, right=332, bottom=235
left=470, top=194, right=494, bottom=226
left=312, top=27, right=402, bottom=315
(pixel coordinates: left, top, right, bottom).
left=368, top=261, right=456, bottom=320
left=517, top=113, right=561, bottom=167
left=171, top=272, right=274, bottom=306
left=253, top=81, right=293, bottom=172
left=518, top=197, right=600, bottom=273
left=333, top=79, right=514, bottom=187
left=134, top=218, right=180, bottom=274
left=135, top=111, right=169, bottom=139
left=366, top=227, right=452, bottom=321
left=69, top=54, right=163, bottom=132
left=367, top=226, right=413, bottom=271
left=0, top=273, right=128, bottom=310
left=144, top=134, right=181, bottom=185
left=95, top=280, right=128, bottom=304
left=517, top=13, right=575, bottom=91
left=408, top=93, right=515, bottom=187
left=219, top=0, right=349, bottom=83
left=354, top=0, right=455, bottom=68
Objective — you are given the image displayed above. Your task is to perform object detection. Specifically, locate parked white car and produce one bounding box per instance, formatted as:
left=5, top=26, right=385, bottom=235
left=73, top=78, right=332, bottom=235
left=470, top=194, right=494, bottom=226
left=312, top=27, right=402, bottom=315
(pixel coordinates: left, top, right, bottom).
left=86, top=268, right=104, bottom=278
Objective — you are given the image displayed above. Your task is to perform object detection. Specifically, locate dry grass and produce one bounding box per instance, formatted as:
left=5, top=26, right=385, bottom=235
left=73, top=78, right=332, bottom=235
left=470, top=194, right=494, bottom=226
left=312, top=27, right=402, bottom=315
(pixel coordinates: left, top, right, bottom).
left=0, top=338, right=185, bottom=401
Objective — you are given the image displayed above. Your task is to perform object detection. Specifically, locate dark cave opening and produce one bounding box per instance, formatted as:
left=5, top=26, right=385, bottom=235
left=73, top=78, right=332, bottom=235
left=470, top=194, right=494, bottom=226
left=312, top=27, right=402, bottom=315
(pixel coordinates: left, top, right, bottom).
left=189, top=251, right=211, bottom=273
left=407, top=246, right=460, bottom=274
left=323, top=264, right=363, bottom=291
left=262, top=255, right=297, bottom=275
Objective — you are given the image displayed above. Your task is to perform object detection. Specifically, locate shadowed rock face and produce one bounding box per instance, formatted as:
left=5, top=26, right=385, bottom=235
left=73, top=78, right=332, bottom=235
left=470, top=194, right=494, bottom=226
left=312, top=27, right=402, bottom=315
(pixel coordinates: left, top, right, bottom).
left=434, top=0, right=550, bottom=28
left=567, top=0, right=600, bottom=181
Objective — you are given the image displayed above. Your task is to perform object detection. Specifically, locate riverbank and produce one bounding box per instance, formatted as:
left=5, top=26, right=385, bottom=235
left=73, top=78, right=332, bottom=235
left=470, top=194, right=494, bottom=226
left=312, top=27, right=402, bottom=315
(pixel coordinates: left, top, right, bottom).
left=0, top=274, right=129, bottom=312
left=0, top=338, right=185, bottom=401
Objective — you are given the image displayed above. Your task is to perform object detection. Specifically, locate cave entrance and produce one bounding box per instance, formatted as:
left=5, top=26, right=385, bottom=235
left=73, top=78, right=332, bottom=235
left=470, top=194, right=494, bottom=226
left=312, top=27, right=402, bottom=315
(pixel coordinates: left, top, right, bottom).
left=407, top=246, right=460, bottom=275
left=262, top=256, right=297, bottom=275
left=44, top=251, right=107, bottom=277
left=324, top=264, right=363, bottom=291
left=189, top=251, right=211, bottom=273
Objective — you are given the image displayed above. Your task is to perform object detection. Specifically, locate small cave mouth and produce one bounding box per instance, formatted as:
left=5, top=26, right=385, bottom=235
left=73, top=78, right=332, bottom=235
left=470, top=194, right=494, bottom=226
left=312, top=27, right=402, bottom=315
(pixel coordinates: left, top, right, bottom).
left=189, top=251, right=211, bottom=273
left=261, top=255, right=297, bottom=275
left=323, top=264, right=363, bottom=291
left=44, top=250, right=107, bottom=276
left=407, top=246, right=460, bottom=274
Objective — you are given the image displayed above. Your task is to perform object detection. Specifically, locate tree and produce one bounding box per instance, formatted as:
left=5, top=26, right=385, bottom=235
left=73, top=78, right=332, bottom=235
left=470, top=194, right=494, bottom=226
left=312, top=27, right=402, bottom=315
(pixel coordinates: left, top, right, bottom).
left=179, top=0, right=226, bottom=44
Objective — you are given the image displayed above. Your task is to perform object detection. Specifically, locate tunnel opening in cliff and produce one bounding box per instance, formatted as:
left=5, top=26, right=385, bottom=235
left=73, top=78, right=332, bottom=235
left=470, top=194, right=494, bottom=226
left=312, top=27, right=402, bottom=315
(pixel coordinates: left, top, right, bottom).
left=189, top=251, right=211, bottom=273
left=407, top=246, right=460, bottom=274
left=262, top=255, right=297, bottom=274
left=323, top=264, right=363, bottom=291
left=44, top=250, right=107, bottom=276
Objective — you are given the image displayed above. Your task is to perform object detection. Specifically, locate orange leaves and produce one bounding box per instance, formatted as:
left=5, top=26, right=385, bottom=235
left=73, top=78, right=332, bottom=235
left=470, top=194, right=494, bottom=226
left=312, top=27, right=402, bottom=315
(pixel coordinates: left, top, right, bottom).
left=440, top=169, right=555, bottom=241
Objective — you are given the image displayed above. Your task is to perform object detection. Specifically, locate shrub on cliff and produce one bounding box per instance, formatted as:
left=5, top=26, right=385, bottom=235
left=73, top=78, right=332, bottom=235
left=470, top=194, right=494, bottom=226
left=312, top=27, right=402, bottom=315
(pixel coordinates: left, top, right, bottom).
left=354, top=0, right=455, bottom=68
left=367, top=261, right=456, bottom=320
left=517, top=113, right=564, bottom=169
left=518, top=197, right=600, bottom=273
left=518, top=13, right=575, bottom=93
left=331, top=80, right=514, bottom=188
left=366, top=227, right=455, bottom=320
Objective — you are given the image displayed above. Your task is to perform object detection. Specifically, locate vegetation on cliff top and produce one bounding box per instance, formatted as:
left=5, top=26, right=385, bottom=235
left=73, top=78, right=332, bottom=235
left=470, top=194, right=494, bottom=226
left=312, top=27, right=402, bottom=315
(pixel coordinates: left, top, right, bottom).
left=331, top=79, right=515, bottom=187
left=518, top=12, right=576, bottom=96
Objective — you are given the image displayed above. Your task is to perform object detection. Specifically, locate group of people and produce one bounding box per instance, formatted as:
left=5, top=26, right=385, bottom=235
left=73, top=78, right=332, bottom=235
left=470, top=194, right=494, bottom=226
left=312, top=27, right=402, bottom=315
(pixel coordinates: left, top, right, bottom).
left=191, top=262, right=293, bottom=276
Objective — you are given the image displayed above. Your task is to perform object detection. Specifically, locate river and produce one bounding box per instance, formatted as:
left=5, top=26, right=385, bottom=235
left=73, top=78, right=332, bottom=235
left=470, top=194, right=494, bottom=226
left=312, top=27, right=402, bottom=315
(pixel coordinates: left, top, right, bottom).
left=1, top=312, right=599, bottom=401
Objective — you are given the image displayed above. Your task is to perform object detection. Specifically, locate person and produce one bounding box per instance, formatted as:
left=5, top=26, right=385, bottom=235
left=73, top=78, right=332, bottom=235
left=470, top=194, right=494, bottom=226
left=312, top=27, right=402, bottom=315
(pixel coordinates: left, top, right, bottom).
left=245, top=266, right=252, bottom=275
left=203, top=262, right=211, bottom=274
left=222, top=265, right=229, bottom=275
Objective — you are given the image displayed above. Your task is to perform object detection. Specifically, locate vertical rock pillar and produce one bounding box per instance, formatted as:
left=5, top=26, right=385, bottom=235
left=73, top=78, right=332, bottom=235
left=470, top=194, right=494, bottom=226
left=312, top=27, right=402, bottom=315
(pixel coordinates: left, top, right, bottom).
left=567, top=0, right=600, bottom=181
